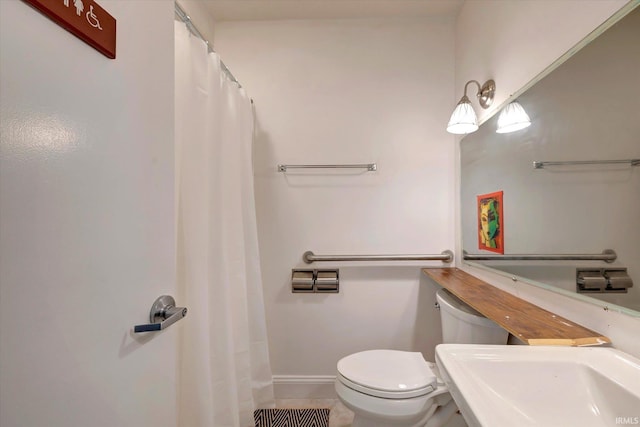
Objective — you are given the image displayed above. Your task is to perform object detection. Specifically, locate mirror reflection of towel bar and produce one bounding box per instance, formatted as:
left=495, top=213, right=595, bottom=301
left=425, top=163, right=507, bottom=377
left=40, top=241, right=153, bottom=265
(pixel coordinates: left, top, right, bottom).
left=533, top=159, right=639, bottom=169
left=463, top=249, right=616, bottom=263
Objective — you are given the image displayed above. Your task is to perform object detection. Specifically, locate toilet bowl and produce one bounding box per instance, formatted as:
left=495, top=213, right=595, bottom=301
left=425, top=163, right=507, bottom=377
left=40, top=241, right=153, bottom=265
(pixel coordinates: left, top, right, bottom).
left=336, top=349, right=454, bottom=427
left=335, top=288, right=508, bottom=427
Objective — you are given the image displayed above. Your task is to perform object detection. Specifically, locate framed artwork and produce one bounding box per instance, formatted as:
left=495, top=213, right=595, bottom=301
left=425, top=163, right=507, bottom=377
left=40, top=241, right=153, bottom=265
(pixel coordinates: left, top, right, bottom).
left=477, top=191, right=504, bottom=254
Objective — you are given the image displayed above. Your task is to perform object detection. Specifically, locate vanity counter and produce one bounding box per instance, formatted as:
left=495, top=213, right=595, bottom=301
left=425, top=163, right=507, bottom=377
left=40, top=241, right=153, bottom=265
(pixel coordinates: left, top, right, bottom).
left=423, top=268, right=610, bottom=346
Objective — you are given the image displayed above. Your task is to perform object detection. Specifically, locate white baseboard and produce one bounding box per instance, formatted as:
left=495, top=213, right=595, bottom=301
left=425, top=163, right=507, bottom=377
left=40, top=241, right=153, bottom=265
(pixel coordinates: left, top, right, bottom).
left=273, top=375, right=337, bottom=399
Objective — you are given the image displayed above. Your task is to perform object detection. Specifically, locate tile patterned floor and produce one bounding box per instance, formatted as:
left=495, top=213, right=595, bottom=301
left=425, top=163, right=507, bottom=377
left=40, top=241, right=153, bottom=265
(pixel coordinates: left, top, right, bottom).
left=275, top=399, right=468, bottom=427
left=275, top=399, right=353, bottom=427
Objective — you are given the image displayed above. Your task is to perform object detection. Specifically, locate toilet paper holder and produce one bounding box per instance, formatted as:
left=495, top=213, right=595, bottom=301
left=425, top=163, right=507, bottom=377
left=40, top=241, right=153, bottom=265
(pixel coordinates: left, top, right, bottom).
left=291, top=269, right=339, bottom=293
left=577, top=268, right=633, bottom=293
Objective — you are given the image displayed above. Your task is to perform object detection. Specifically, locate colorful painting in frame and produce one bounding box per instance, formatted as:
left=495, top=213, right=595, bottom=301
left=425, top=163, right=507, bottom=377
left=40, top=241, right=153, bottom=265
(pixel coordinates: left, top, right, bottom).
left=477, top=191, right=504, bottom=254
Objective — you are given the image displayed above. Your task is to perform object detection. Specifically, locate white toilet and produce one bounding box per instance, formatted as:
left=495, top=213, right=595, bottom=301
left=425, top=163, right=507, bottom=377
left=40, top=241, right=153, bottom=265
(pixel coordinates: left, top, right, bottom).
left=335, top=288, right=508, bottom=427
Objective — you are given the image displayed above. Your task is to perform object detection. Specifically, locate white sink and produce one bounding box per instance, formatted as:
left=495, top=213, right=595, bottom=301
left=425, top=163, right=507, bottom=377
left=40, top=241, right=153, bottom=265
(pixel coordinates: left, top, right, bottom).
left=435, top=344, right=640, bottom=427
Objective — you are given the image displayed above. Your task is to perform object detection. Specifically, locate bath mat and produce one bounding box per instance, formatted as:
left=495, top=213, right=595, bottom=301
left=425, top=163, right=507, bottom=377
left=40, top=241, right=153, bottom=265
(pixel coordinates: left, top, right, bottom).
left=254, top=408, right=330, bottom=427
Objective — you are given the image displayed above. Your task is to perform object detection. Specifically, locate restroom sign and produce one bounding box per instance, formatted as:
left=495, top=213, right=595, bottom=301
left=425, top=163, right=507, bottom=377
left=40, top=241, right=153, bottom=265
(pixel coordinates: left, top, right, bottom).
left=23, top=0, right=116, bottom=59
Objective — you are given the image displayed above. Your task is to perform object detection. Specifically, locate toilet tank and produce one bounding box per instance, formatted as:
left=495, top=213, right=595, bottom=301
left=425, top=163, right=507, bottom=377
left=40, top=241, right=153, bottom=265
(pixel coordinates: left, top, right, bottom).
left=436, top=288, right=508, bottom=345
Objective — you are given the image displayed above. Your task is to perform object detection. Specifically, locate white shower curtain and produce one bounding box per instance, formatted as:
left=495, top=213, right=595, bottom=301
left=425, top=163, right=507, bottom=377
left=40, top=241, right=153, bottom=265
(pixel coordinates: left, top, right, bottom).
left=174, top=22, right=274, bottom=427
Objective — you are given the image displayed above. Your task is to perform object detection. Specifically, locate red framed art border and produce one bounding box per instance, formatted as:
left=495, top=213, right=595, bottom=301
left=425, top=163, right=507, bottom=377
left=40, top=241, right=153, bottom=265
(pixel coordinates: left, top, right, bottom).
left=477, top=191, right=504, bottom=254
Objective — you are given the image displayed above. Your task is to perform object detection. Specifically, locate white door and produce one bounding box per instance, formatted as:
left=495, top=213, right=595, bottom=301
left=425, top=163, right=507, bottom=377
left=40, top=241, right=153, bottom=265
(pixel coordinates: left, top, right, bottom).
left=0, top=1, right=178, bottom=426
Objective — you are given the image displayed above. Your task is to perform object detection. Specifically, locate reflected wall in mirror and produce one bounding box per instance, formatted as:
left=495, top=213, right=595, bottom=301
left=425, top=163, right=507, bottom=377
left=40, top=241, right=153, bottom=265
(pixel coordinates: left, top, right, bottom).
left=461, top=5, right=640, bottom=315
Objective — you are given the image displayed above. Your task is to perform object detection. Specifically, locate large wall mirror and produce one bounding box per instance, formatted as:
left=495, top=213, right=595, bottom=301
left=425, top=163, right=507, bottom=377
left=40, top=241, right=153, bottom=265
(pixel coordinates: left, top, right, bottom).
left=460, top=4, right=640, bottom=316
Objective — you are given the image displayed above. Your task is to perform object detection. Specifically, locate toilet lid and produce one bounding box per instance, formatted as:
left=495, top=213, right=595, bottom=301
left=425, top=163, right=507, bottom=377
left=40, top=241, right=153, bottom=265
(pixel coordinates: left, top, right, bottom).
left=337, top=350, right=437, bottom=399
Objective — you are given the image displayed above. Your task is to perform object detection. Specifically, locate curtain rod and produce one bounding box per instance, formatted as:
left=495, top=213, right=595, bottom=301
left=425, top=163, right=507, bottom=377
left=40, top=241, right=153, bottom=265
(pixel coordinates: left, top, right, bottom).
left=174, top=2, right=242, bottom=88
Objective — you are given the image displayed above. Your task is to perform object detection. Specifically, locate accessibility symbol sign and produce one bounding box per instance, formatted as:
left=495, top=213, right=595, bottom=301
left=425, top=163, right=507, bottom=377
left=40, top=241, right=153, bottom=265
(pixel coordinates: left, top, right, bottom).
left=23, top=0, right=116, bottom=59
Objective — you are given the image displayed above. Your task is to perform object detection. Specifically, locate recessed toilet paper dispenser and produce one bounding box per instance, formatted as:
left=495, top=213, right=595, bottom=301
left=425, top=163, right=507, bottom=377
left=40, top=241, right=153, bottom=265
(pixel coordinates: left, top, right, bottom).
left=291, top=269, right=339, bottom=293
left=291, top=270, right=314, bottom=292
left=577, top=268, right=633, bottom=293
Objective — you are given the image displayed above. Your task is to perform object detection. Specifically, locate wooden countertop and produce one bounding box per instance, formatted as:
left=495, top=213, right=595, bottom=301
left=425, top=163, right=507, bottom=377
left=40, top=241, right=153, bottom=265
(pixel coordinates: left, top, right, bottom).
left=423, top=268, right=610, bottom=346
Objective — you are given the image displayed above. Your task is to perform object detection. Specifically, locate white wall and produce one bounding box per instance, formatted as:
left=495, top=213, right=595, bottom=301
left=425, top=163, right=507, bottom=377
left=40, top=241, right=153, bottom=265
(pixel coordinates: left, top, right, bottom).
left=214, top=17, right=456, bottom=395
left=455, top=0, right=628, bottom=123
left=0, top=1, right=178, bottom=426
left=454, top=0, right=640, bottom=359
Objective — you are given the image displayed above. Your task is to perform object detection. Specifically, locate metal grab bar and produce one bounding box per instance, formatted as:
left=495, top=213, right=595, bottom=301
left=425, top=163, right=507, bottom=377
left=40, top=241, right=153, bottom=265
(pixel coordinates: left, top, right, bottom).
left=463, top=249, right=616, bottom=263
left=533, top=159, right=639, bottom=169
left=303, top=250, right=454, bottom=264
left=278, top=163, right=377, bottom=172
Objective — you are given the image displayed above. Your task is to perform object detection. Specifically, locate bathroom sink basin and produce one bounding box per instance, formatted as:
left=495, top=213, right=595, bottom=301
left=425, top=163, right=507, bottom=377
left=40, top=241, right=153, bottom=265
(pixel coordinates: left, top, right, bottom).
left=435, top=344, right=640, bottom=427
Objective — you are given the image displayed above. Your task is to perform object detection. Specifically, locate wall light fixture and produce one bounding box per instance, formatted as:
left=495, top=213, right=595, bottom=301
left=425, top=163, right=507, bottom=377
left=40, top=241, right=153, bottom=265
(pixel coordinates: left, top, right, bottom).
left=446, top=79, right=495, bottom=134
left=496, top=101, right=531, bottom=133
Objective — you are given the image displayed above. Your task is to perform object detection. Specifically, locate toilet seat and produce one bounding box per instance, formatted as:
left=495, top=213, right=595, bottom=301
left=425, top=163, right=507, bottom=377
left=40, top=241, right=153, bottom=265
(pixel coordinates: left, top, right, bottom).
left=337, top=350, right=437, bottom=399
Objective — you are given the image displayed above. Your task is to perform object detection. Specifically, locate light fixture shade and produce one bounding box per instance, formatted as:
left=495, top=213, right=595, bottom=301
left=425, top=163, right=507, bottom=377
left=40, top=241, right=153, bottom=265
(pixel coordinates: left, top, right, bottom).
left=447, top=97, right=479, bottom=134
left=496, top=101, right=531, bottom=133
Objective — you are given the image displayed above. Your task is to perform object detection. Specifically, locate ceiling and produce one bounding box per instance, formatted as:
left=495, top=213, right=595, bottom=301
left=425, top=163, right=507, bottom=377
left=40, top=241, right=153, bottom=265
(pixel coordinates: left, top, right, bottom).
left=201, top=0, right=465, bottom=22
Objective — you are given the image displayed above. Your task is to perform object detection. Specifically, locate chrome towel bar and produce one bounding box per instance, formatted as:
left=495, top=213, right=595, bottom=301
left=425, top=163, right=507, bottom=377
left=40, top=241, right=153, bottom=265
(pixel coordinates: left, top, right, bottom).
left=303, top=250, right=454, bottom=264
left=463, top=249, right=616, bottom=263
